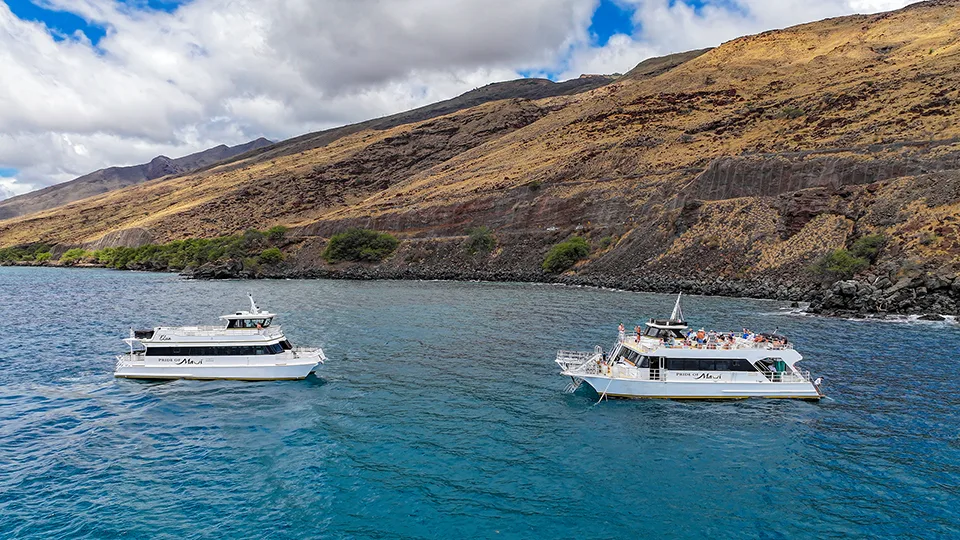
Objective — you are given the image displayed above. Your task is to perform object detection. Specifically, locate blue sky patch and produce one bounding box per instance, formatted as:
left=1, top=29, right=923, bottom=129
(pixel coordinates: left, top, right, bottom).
left=6, top=0, right=107, bottom=44
left=589, top=0, right=635, bottom=46
left=0, top=167, right=18, bottom=178
left=5, top=0, right=189, bottom=45
left=117, top=0, right=188, bottom=12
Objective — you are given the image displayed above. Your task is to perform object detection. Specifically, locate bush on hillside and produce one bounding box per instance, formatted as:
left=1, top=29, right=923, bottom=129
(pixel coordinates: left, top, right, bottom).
left=322, top=228, right=399, bottom=263
left=60, top=248, right=89, bottom=266
left=778, top=106, right=806, bottom=119
left=35, top=252, right=53, bottom=263
left=242, top=229, right=266, bottom=248
left=0, top=244, right=53, bottom=263
left=259, top=247, right=284, bottom=265
left=465, top=226, right=496, bottom=255
left=850, top=234, right=886, bottom=262
left=811, top=249, right=869, bottom=280
left=542, top=236, right=590, bottom=274
left=266, top=225, right=288, bottom=243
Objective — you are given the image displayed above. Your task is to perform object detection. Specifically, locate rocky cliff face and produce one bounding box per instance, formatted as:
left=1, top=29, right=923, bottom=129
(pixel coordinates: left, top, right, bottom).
left=3, top=1, right=960, bottom=316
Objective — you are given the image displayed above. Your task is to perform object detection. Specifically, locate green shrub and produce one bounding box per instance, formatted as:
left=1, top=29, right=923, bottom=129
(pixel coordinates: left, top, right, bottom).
left=2, top=228, right=292, bottom=272
left=35, top=252, right=53, bottom=263
left=242, top=257, right=261, bottom=273
left=778, top=106, right=805, bottom=119
left=266, top=225, right=288, bottom=243
left=850, top=234, right=886, bottom=261
left=242, top=229, right=266, bottom=248
left=702, top=235, right=721, bottom=249
left=0, top=243, right=53, bottom=262
left=465, top=226, right=496, bottom=255
left=542, top=236, right=590, bottom=273
left=598, top=236, right=614, bottom=250
left=322, top=228, right=399, bottom=263
left=259, top=247, right=284, bottom=265
left=528, top=180, right=542, bottom=191
left=811, top=249, right=869, bottom=280
left=60, top=248, right=89, bottom=266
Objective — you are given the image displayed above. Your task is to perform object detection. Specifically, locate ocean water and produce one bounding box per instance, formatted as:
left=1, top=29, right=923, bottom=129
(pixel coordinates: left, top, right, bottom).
left=0, top=267, right=957, bottom=539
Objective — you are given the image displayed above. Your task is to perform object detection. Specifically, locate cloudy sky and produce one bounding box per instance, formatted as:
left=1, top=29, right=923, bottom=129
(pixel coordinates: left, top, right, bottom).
left=0, top=0, right=915, bottom=200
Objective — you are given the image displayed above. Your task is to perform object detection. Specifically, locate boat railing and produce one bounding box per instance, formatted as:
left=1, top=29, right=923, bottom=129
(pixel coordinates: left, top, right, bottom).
left=625, top=337, right=793, bottom=352
left=167, top=326, right=284, bottom=338
left=556, top=350, right=600, bottom=372
left=115, top=353, right=140, bottom=369
left=769, top=370, right=811, bottom=383
left=292, top=346, right=327, bottom=362
left=558, top=358, right=813, bottom=384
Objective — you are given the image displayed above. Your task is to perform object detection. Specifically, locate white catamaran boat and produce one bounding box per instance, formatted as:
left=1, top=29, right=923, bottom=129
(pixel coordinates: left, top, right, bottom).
left=556, top=294, right=824, bottom=400
left=115, top=294, right=326, bottom=380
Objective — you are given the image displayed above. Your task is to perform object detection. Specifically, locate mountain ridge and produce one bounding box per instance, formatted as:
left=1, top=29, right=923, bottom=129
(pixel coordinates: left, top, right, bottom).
left=0, top=137, right=274, bottom=220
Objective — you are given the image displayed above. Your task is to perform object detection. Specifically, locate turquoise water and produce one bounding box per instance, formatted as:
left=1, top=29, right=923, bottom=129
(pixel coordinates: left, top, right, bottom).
left=0, top=267, right=957, bottom=539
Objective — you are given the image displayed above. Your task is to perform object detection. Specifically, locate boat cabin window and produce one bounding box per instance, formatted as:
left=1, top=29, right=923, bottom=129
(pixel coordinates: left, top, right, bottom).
left=759, top=358, right=787, bottom=372
left=643, top=326, right=686, bottom=339
left=227, top=318, right=273, bottom=329
left=146, top=343, right=285, bottom=356
left=665, top=358, right=756, bottom=371
left=617, top=348, right=644, bottom=366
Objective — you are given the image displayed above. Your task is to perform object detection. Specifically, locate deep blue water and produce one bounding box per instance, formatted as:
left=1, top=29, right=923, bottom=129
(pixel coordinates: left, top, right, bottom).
left=0, top=267, right=957, bottom=539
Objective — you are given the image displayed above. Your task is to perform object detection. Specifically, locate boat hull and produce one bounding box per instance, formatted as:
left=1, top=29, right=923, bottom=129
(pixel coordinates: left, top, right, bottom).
left=115, top=360, right=321, bottom=381
left=577, top=375, right=821, bottom=400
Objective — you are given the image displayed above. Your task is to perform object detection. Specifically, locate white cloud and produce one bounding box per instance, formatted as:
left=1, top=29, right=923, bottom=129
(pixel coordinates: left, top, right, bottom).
left=0, top=0, right=598, bottom=199
left=0, top=0, right=920, bottom=201
left=0, top=176, right=32, bottom=200
left=559, top=0, right=916, bottom=82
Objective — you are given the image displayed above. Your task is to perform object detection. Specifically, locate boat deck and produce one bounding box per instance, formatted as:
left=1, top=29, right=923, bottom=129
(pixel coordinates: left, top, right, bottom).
left=621, top=335, right=792, bottom=354
left=156, top=325, right=285, bottom=338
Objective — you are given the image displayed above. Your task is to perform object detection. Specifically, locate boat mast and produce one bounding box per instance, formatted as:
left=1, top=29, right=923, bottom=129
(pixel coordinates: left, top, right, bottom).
left=248, top=292, right=260, bottom=315
left=670, top=292, right=684, bottom=322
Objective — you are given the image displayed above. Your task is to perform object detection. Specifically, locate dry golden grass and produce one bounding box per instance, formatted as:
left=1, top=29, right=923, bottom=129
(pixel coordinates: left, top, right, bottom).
left=2, top=0, right=960, bottom=286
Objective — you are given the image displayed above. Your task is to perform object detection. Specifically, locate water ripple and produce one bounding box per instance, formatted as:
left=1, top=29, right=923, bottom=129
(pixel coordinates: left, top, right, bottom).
left=0, top=268, right=957, bottom=538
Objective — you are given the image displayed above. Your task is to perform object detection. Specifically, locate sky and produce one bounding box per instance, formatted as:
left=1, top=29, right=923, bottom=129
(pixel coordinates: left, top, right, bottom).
left=0, top=0, right=916, bottom=201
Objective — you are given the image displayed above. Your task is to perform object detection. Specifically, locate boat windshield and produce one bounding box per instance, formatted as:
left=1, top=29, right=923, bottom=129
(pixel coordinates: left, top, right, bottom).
left=227, top=318, right=273, bottom=329
left=643, top=326, right=685, bottom=339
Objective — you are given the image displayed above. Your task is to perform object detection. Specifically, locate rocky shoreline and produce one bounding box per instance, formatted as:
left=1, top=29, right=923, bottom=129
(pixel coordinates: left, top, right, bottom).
left=178, top=259, right=959, bottom=321
left=7, top=257, right=957, bottom=321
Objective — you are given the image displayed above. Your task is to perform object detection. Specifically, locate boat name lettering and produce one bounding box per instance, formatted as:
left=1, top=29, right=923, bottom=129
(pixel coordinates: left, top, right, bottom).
left=157, top=357, right=203, bottom=365
left=158, top=335, right=171, bottom=341
left=675, top=372, right=723, bottom=380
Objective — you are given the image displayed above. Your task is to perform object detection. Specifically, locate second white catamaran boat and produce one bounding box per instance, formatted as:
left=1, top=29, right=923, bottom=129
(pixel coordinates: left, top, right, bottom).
left=556, top=294, right=824, bottom=400
left=115, top=294, right=325, bottom=380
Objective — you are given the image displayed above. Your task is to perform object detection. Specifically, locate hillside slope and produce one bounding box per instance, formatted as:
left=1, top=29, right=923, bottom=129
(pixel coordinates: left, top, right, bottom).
left=0, top=137, right=273, bottom=220
left=3, top=0, right=960, bottom=316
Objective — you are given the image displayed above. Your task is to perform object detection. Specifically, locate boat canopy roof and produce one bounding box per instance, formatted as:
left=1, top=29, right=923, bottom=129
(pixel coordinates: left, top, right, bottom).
left=646, top=318, right=688, bottom=330
left=218, top=293, right=274, bottom=320
left=219, top=310, right=276, bottom=321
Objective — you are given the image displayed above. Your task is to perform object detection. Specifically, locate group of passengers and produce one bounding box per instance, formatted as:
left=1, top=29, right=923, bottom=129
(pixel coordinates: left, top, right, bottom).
left=617, top=323, right=786, bottom=349
left=672, top=329, right=735, bottom=349
left=675, top=328, right=785, bottom=349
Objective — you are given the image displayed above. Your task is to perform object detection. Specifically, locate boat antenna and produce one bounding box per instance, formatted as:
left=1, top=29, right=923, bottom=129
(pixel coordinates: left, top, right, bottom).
left=248, top=292, right=259, bottom=315
left=670, top=292, right=684, bottom=322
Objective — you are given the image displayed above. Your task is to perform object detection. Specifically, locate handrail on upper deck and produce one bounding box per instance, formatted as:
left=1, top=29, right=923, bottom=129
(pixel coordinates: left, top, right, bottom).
left=623, top=336, right=793, bottom=352
left=160, top=325, right=284, bottom=337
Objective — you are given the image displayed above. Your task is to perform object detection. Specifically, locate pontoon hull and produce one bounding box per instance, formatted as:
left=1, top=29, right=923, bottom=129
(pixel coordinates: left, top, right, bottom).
left=576, top=375, right=821, bottom=400
left=115, top=360, right=321, bottom=381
